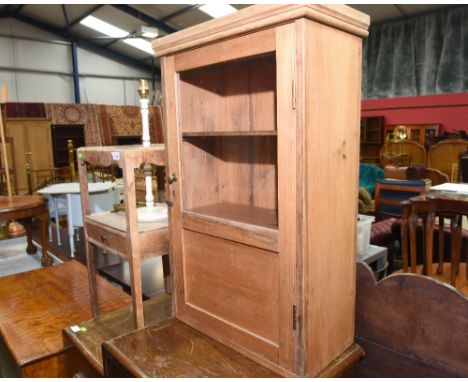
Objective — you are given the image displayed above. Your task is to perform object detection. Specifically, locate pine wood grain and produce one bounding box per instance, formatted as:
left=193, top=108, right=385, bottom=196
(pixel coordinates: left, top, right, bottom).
left=302, top=19, right=363, bottom=376
left=102, top=319, right=279, bottom=378
left=153, top=4, right=369, bottom=57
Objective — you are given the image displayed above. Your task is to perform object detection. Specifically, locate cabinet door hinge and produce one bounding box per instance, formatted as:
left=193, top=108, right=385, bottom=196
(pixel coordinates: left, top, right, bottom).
left=292, top=80, right=296, bottom=109
left=293, top=304, right=298, bottom=330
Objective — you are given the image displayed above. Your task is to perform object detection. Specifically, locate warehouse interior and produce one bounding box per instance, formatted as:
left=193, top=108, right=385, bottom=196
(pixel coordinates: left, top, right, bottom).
left=0, top=4, right=467, bottom=378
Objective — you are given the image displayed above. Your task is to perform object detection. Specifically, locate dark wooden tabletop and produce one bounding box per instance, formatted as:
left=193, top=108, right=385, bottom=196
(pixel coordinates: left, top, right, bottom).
left=0, top=195, right=45, bottom=213
left=0, top=260, right=131, bottom=366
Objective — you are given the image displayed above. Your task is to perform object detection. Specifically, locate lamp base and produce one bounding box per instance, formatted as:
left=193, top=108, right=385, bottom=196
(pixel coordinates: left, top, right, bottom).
left=137, top=204, right=168, bottom=223
left=8, top=220, right=26, bottom=237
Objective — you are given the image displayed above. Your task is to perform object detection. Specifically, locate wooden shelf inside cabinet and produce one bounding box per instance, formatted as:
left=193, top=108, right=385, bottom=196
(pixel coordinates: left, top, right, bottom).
left=77, top=144, right=170, bottom=331
left=182, top=203, right=278, bottom=252
left=182, top=131, right=277, bottom=138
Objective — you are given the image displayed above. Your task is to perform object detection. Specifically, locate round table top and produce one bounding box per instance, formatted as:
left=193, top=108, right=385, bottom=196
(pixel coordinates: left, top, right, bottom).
left=37, top=181, right=116, bottom=195
left=0, top=195, right=46, bottom=213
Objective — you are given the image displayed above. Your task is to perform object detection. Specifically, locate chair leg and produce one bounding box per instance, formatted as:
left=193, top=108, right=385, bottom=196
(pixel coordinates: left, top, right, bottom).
left=54, top=198, right=61, bottom=246
left=449, top=216, right=460, bottom=287
left=437, top=217, right=444, bottom=275
left=48, top=216, right=53, bottom=242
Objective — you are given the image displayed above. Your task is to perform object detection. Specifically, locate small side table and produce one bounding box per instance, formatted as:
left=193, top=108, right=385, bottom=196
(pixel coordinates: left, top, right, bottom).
left=0, top=195, right=52, bottom=266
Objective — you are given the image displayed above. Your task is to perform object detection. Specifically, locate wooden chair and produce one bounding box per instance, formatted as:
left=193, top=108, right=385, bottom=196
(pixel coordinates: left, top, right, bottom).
left=425, top=167, right=449, bottom=186
left=425, top=195, right=468, bottom=287
left=374, top=179, right=427, bottom=221
left=380, top=140, right=427, bottom=168
left=427, top=139, right=468, bottom=180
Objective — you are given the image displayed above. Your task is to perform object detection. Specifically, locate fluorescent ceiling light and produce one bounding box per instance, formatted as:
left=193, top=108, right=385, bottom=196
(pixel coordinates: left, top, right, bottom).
left=140, top=26, right=159, bottom=39
left=124, top=38, right=154, bottom=55
left=80, top=15, right=154, bottom=55
left=199, top=4, right=236, bottom=18
left=80, top=15, right=128, bottom=38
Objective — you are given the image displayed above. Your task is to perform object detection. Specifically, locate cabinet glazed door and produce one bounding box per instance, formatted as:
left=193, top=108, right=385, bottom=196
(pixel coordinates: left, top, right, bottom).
left=162, top=25, right=298, bottom=373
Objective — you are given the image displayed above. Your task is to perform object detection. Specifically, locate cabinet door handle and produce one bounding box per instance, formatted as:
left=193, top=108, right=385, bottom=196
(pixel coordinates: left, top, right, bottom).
left=167, top=173, right=177, bottom=184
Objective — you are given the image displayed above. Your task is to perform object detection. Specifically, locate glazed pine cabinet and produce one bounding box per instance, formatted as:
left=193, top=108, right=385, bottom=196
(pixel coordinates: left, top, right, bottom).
left=154, top=4, right=370, bottom=377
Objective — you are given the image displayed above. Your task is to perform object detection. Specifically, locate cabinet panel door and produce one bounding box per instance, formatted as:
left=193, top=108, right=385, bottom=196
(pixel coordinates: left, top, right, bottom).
left=180, top=230, right=280, bottom=361
left=163, top=25, right=299, bottom=374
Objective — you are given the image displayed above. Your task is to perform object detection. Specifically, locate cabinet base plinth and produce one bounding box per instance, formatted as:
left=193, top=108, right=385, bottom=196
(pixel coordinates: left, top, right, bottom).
left=315, top=343, right=364, bottom=378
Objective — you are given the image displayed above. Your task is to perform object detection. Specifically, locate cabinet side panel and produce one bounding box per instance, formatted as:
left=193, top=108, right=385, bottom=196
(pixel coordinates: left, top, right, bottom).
left=303, top=20, right=362, bottom=376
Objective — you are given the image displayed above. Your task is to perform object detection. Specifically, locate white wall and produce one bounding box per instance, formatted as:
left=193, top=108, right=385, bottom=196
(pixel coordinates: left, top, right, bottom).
left=0, top=18, right=161, bottom=105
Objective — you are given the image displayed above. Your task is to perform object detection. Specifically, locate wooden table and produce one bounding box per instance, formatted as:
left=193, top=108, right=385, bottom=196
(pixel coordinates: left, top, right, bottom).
left=37, top=181, right=118, bottom=257
left=0, top=195, right=51, bottom=266
left=0, top=260, right=131, bottom=377
left=401, top=192, right=468, bottom=286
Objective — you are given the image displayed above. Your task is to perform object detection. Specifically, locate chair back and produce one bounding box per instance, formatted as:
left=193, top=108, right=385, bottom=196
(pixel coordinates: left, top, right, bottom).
left=428, top=139, right=468, bottom=180
left=380, top=140, right=427, bottom=167
left=425, top=167, right=450, bottom=186
left=374, top=179, right=427, bottom=221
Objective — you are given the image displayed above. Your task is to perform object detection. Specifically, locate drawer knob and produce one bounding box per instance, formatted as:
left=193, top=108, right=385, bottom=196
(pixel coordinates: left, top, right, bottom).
left=100, top=235, right=107, bottom=242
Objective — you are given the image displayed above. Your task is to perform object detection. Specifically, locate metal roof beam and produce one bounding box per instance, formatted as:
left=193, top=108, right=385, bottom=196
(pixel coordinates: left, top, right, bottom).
left=61, top=4, right=70, bottom=28
left=12, top=12, right=156, bottom=75
left=111, top=4, right=177, bottom=34
left=161, top=5, right=201, bottom=22
left=65, top=4, right=104, bottom=31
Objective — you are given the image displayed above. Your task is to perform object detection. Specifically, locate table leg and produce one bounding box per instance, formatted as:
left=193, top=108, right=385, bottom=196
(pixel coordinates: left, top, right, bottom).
left=86, top=242, right=100, bottom=319
left=437, top=216, right=444, bottom=275
left=162, top=253, right=172, bottom=294
left=54, top=196, right=61, bottom=246
left=425, top=208, right=436, bottom=277
left=25, top=218, right=37, bottom=255
left=37, top=210, right=53, bottom=267
left=129, top=256, right=144, bottom=329
left=66, top=194, right=75, bottom=257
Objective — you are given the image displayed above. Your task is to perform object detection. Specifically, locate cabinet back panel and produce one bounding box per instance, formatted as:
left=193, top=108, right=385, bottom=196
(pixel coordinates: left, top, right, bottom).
left=178, top=55, right=276, bottom=133
left=183, top=229, right=279, bottom=344
left=182, top=136, right=277, bottom=211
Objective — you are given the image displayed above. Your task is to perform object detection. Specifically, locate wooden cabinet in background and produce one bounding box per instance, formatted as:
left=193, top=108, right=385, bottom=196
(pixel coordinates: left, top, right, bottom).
left=155, top=4, right=370, bottom=377
left=5, top=118, right=53, bottom=194
left=360, top=116, right=385, bottom=164
left=384, top=124, right=440, bottom=148
left=51, top=124, right=85, bottom=168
